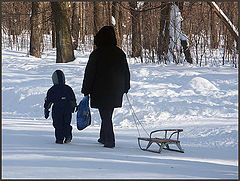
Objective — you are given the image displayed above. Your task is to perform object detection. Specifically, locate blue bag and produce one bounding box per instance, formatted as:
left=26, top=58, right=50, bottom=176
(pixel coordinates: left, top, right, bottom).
left=77, top=95, right=91, bottom=130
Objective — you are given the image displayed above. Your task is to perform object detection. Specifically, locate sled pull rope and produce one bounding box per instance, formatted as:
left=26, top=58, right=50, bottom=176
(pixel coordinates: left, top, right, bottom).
left=126, top=94, right=141, bottom=137
left=125, top=94, right=150, bottom=137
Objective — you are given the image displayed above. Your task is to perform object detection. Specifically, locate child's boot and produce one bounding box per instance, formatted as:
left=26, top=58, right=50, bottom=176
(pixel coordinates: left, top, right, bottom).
left=64, top=135, right=72, bottom=144
left=56, top=140, right=63, bottom=144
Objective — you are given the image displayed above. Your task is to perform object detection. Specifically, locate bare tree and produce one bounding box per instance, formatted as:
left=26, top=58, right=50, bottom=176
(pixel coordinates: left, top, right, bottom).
left=93, top=2, right=104, bottom=35
left=30, top=2, right=43, bottom=58
left=71, top=2, right=80, bottom=50
left=51, top=2, right=75, bottom=63
left=141, top=2, right=160, bottom=63
left=210, top=6, right=218, bottom=49
left=51, top=12, right=56, bottom=48
left=157, top=2, right=171, bottom=63
left=177, top=2, right=193, bottom=64
left=112, top=2, right=123, bottom=47
left=104, top=1, right=112, bottom=26
left=129, top=2, right=142, bottom=59
left=79, top=2, right=86, bottom=44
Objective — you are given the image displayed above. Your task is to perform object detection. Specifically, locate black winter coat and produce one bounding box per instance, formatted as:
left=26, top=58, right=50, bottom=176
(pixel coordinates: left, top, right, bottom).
left=81, top=45, right=130, bottom=108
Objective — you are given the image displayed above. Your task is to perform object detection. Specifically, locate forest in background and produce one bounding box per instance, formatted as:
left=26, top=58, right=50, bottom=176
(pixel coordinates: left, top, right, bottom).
left=1, top=1, right=239, bottom=67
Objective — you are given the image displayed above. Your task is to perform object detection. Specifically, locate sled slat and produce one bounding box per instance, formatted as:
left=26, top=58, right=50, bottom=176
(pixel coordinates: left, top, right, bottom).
left=139, top=138, right=180, bottom=143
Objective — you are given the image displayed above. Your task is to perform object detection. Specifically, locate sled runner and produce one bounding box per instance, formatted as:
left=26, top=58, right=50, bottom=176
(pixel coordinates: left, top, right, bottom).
left=125, top=94, right=184, bottom=154
left=138, top=129, right=184, bottom=153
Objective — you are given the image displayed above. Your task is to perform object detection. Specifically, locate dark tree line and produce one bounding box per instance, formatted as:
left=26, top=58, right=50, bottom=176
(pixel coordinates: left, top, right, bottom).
left=1, top=1, right=239, bottom=66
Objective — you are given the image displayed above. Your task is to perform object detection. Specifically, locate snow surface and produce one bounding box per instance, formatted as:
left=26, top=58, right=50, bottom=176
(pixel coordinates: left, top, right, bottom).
left=2, top=48, right=238, bottom=179
left=111, top=16, right=116, bottom=26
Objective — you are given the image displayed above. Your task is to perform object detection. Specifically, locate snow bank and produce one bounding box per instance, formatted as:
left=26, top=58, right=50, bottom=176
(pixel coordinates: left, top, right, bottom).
left=2, top=48, right=238, bottom=179
left=188, top=77, right=219, bottom=93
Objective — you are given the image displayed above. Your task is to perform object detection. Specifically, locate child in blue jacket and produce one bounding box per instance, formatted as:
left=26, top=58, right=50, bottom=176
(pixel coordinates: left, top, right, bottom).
left=44, top=70, right=77, bottom=144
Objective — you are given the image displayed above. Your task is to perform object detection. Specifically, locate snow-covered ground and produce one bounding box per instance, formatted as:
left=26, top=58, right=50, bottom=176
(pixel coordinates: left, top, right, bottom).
left=2, top=48, right=238, bottom=179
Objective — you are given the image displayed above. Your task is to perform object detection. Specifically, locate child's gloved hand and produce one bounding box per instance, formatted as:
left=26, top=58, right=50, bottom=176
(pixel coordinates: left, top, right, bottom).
left=44, top=109, right=50, bottom=119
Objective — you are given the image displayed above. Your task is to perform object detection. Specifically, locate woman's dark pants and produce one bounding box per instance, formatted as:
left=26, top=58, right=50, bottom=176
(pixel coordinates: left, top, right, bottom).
left=98, top=108, right=115, bottom=146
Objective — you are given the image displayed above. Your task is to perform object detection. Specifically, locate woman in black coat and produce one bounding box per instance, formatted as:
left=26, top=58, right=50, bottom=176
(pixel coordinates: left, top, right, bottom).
left=81, top=26, right=130, bottom=148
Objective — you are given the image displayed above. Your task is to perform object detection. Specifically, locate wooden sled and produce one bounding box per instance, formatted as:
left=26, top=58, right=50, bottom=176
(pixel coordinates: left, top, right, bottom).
left=138, top=129, right=184, bottom=154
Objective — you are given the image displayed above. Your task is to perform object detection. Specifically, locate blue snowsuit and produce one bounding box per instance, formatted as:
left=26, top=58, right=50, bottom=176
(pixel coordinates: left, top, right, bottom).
left=44, top=70, right=77, bottom=143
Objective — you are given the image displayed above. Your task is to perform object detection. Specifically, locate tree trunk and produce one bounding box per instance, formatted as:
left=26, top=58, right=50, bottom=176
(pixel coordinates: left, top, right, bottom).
left=157, top=2, right=171, bottom=63
left=71, top=2, right=80, bottom=50
left=129, top=2, right=142, bottom=59
left=112, top=2, right=123, bottom=47
left=177, top=2, right=193, bottom=64
left=106, top=1, right=112, bottom=26
left=51, top=2, right=75, bottom=63
left=80, top=2, right=86, bottom=44
left=210, top=7, right=218, bottom=49
left=181, top=40, right=193, bottom=64
left=30, top=2, right=43, bottom=58
left=51, top=12, right=56, bottom=48
left=93, top=2, right=104, bottom=35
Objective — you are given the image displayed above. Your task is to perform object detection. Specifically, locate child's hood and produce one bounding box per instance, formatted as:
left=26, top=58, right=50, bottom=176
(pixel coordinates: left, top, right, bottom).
left=52, top=70, right=65, bottom=85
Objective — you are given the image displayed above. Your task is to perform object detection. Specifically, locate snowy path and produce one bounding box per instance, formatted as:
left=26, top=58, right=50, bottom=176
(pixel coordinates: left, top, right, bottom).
left=2, top=117, right=238, bottom=179
left=2, top=49, right=238, bottom=179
